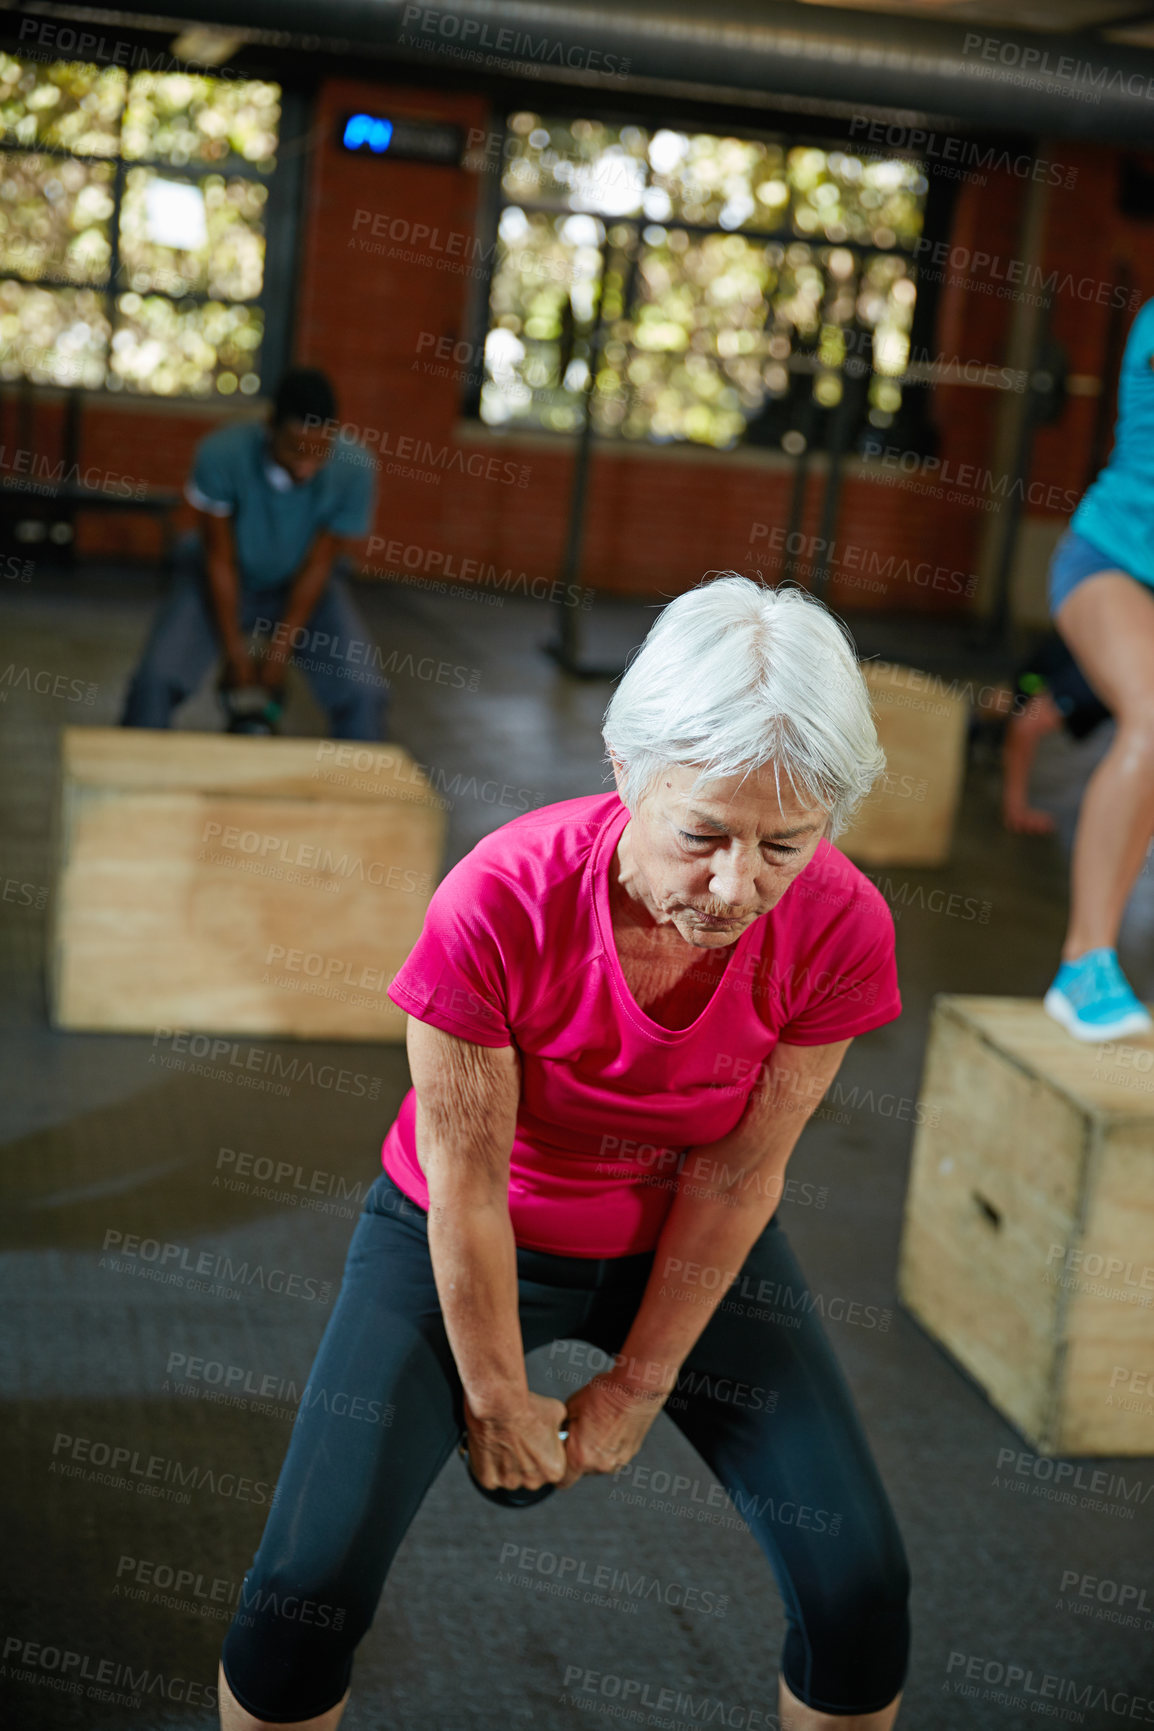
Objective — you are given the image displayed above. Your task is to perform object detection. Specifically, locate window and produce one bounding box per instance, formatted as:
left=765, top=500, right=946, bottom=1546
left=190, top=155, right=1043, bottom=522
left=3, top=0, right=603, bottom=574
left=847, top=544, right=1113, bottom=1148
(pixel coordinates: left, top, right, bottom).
left=0, top=53, right=282, bottom=397
left=476, top=113, right=929, bottom=452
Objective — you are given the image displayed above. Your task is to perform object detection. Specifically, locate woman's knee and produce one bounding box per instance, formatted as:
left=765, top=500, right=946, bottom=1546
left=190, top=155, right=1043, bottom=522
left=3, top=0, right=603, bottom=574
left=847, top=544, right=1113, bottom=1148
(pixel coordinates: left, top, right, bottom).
left=236, top=1560, right=361, bottom=1634
left=221, top=1566, right=362, bottom=1724
left=1112, top=696, right=1154, bottom=740
left=1093, top=702, right=1154, bottom=779
left=843, top=1546, right=910, bottom=1630
left=814, top=1522, right=909, bottom=1644
left=785, top=1548, right=910, bottom=1711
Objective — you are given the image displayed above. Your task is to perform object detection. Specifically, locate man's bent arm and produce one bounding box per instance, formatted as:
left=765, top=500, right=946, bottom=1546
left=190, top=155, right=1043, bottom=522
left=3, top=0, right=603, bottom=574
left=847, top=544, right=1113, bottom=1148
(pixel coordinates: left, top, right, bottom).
left=198, top=509, right=249, bottom=680
left=260, top=529, right=360, bottom=686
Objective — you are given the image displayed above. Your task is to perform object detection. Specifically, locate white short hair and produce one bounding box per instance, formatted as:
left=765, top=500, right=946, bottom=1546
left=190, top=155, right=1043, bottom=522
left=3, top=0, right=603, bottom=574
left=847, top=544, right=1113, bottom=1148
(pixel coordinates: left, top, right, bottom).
left=602, top=574, right=885, bottom=838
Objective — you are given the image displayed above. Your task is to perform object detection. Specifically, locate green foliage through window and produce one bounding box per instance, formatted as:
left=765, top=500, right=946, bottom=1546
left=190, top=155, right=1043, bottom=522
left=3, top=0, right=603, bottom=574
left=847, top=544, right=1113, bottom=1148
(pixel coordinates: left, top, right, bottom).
left=481, top=114, right=929, bottom=450
left=0, top=53, right=279, bottom=396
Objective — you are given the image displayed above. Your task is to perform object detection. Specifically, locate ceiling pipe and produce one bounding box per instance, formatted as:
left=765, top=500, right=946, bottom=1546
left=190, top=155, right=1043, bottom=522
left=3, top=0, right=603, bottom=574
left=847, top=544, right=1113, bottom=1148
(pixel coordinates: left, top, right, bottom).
left=12, top=0, right=1154, bottom=142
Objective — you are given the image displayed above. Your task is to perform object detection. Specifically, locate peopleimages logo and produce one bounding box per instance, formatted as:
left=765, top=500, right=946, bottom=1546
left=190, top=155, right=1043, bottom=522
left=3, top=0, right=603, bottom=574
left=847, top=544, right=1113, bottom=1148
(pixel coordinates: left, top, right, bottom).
left=847, top=115, right=1076, bottom=188
left=2, top=1633, right=216, bottom=1709
left=399, top=4, right=632, bottom=76
left=497, top=1544, right=728, bottom=1616
left=0, top=442, right=147, bottom=497
left=962, top=30, right=1154, bottom=104
left=51, top=1431, right=271, bottom=1505
left=560, top=1667, right=780, bottom=1727
left=912, top=237, right=1142, bottom=310
left=946, top=1650, right=1154, bottom=1720
left=747, top=522, right=979, bottom=599
left=868, top=442, right=1082, bottom=514
left=303, top=412, right=529, bottom=487
left=99, top=1229, right=333, bottom=1304
left=15, top=11, right=268, bottom=82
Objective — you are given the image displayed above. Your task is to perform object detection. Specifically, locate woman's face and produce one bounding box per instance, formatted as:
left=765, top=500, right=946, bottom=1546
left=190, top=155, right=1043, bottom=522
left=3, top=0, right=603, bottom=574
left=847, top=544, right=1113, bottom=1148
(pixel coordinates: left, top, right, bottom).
left=615, top=760, right=829, bottom=948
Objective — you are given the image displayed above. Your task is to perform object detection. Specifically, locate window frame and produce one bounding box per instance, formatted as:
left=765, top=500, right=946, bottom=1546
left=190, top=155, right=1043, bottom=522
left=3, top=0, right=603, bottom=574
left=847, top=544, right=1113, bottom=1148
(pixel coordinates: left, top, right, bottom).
left=0, top=55, right=306, bottom=402
left=461, top=106, right=945, bottom=456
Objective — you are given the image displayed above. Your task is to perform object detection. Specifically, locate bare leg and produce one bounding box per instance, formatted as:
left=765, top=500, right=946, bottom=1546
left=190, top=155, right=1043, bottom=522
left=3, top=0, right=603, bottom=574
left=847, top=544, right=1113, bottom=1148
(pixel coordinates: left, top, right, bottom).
left=973, top=679, right=1017, bottom=722
left=779, top=1676, right=901, bottom=1730
left=1054, top=572, right=1154, bottom=959
left=218, top=1660, right=349, bottom=1731
left=1002, top=692, right=1062, bottom=834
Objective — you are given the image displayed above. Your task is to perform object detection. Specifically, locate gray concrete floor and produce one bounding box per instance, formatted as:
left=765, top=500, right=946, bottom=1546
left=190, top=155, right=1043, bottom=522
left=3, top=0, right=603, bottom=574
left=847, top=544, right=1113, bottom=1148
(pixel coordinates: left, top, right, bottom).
left=2, top=564, right=1153, bottom=1730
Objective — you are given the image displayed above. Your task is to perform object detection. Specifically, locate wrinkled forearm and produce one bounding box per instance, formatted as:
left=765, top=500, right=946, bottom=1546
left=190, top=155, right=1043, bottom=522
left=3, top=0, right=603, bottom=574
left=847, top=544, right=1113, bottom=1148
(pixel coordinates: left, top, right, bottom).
left=609, top=1040, right=848, bottom=1398
left=426, top=1179, right=530, bottom=1419
left=408, top=1024, right=527, bottom=1422
left=610, top=1152, right=792, bottom=1398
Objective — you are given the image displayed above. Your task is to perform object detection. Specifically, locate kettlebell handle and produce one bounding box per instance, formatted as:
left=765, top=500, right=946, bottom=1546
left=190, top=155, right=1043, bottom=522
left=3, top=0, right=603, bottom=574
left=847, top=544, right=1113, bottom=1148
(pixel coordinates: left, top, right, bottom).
left=457, top=1425, right=569, bottom=1462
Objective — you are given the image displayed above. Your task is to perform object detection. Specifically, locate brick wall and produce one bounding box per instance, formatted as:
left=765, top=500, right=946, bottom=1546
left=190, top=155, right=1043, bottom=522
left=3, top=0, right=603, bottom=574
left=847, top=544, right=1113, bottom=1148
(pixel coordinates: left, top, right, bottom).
left=23, top=78, right=1154, bottom=615
left=1034, top=141, right=1154, bottom=503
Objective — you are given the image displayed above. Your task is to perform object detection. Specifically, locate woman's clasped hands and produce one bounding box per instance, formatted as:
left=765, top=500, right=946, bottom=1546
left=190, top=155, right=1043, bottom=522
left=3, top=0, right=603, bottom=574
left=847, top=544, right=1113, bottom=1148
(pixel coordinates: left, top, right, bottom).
left=463, top=1370, right=670, bottom=1494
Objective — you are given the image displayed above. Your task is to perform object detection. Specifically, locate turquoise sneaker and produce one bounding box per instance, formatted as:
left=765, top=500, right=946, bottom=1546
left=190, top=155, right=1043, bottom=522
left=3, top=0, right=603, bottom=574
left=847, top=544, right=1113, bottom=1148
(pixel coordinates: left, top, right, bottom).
left=1043, top=947, right=1153, bottom=1042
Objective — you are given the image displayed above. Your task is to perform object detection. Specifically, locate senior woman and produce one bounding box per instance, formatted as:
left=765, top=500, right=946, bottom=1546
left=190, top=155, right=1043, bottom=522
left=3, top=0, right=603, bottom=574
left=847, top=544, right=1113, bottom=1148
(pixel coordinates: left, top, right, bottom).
left=218, top=574, right=910, bottom=1731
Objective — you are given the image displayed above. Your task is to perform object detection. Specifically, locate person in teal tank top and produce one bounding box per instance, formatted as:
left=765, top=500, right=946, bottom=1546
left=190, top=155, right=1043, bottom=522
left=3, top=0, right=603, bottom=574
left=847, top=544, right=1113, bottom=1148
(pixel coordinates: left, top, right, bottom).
left=1044, top=297, right=1154, bottom=1040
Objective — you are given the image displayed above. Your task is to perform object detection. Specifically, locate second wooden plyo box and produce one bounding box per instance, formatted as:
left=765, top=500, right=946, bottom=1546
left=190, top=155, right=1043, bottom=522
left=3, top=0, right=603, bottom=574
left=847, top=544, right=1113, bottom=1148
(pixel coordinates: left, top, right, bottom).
left=839, top=659, right=970, bottom=868
left=899, top=995, right=1154, bottom=1456
left=49, top=728, right=447, bottom=1042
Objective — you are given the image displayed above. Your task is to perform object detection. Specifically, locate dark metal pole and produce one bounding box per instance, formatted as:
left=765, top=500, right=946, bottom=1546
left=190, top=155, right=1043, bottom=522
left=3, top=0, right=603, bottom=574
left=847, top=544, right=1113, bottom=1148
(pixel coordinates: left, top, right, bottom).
left=779, top=384, right=819, bottom=588
left=543, top=231, right=625, bottom=679
left=809, top=349, right=870, bottom=601
left=970, top=308, right=1058, bottom=652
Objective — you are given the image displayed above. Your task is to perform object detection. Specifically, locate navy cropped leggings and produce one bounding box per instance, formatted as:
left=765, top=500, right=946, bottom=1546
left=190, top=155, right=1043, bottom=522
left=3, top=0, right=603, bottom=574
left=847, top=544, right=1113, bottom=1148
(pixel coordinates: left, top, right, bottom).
left=220, top=1171, right=910, bottom=1721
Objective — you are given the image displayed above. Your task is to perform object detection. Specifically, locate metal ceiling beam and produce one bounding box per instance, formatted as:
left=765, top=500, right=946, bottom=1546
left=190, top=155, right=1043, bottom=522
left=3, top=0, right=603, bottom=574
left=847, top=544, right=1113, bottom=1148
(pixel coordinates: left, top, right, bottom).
left=13, top=0, right=1154, bottom=142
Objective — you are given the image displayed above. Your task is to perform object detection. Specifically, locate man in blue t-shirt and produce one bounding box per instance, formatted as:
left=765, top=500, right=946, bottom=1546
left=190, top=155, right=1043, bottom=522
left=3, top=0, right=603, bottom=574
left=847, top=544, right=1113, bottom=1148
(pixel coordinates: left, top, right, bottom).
left=120, top=366, right=387, bottom=739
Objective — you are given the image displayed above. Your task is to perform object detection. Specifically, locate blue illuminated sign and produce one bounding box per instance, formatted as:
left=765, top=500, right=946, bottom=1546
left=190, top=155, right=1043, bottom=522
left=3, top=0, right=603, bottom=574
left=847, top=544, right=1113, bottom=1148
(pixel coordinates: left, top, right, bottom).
left=343, top=113, right=394, bottom=153
left=339, top=113, right=463, bottom=164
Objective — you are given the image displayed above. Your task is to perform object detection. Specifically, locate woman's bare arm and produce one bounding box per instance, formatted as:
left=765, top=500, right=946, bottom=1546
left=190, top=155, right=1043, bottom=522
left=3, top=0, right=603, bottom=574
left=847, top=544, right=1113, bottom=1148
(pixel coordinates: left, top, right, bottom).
left=611, top=1036, right=853, bottom=1396
left=406, top=1017, right=567, bottom=1485
left=555, top=1036, right=853, bottom=1485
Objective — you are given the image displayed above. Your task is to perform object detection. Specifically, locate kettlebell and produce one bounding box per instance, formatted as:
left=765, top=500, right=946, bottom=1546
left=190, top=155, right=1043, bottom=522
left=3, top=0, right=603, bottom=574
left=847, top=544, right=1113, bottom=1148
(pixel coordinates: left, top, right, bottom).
left=220, top=681, right=284, bottom=737
left=458, top=1427, right=569, bottom=1508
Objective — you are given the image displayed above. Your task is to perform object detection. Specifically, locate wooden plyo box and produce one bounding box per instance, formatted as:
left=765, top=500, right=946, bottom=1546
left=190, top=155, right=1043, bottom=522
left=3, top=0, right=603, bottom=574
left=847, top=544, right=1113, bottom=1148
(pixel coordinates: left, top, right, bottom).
left=49, top=728, right=447, bottom=1042
left=838, top=660, right=969, bottom=868
left=899, top=995, right=1154, bottom=1456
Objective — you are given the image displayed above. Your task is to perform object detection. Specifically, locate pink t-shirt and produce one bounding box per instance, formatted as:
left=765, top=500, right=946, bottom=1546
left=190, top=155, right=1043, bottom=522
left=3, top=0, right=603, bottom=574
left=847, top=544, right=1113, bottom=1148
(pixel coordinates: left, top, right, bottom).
left=382, top=792, right=901, bottom=1257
